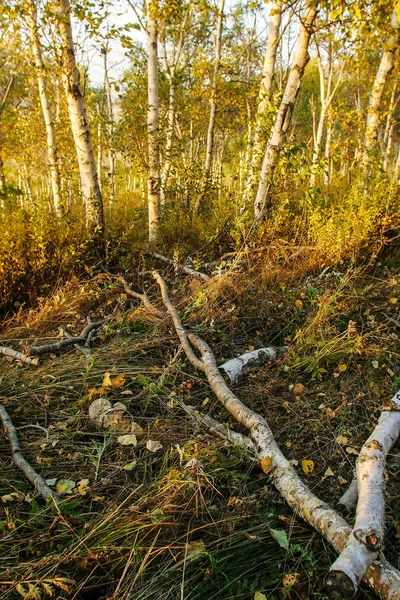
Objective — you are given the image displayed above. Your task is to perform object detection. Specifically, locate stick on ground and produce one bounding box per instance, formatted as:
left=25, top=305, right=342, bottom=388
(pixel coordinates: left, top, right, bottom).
left=0, top=404, right=55, bottom=501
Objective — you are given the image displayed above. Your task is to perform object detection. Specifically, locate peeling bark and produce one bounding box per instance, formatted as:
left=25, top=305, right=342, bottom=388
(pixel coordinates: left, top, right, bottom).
left=0, top=346, right=39, bottom=366
left=219, top=346, right=287, bottom=383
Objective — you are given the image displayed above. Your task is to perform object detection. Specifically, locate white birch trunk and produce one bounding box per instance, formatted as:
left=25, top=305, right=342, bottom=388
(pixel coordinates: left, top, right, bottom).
left=324, top=109, right=332, bottom=185
left=193, top=0, right=225, bottom=217
left=55, top=0, right=104, bottom=234
left=103, top=49, right=116, bottom=209
left=153, top=272, right=400, bottom=600
left=219, top=347, right=287, bottom=384
left=29, top=4, right=62, bottom=216
left=363, top=9, right=399, bottom=169
left=244, top=0, right=282, bottom=204
left=383, top=84, right=398, bottom=172
left=254, top=1, right=319, bottom=221
left=327, top=392, right=400, bottom=595
left=147, top=0, right=160, bottom=241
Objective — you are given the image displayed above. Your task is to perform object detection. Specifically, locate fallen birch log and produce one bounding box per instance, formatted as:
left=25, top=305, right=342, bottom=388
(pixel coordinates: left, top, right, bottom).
left=145, top=251, right=210, bottom=281
left=153, top=272, right=400, bottom=600
left=326, top=393, right=400, bottom=595
left=0, top=404, right=55, bottom=501
left=219, top=347, right=287, bottom=383
left=111, top=273, right=164, bottom=318
left=337, top=477, right=358, bottom=513
left=0, top=346, right=39, bottom=366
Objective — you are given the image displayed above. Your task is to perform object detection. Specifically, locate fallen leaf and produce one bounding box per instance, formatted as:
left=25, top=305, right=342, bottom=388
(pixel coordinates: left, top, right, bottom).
left=45, top=478, right=57, bottom=486
left=77, top=479, right=90, bottom=495
left=338, top=476, right=348, bottom=485
left=301, top=459, right=314, bottom=474
left=338, top=363, right=347, bottom=372
left=102, top=371, right=112, bottom=387
left=150, top=508, right=165, bottom=523
left=269, top=527, right=289, bottom=549
left=254, top=593, right=267, bottom=600
left=111, top=373, right=126, bottom=387
left=372, top=360, right=379, bottom=369
left=335, top=435, right=348, bottom=445
left=346, top=446, right=359, bottom=455
left=295, top=299, right=303, bottom=309
left=389, top=297, right=398, bottom=304
left=56, top=479, right=76, bottom=495
left=293, top=383, right=305, bottom=394
left=2, top=492, right=24, bottom=503
left=186, top=540, right=206, bottom=560
left=146, top=440, right=163, bottom=452
left=326, top=408, right=336, bottom=419
left=322, top=467, right=334, bottom=480
left=117, top=434, right=138, bottom=446
left=260, top=456, right=274, bottom=475
left=123, top=460, right=137, bottom=471
left=121, top=390, right=134, bottom=395
left=130, top=422, right=144, bottom=437
left=283, top=573, right=300, bottom=587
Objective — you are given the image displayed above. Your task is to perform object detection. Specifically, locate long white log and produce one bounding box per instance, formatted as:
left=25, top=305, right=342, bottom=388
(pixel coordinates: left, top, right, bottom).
left=153, top=272, right=400, bottom=600
left=0, top=346, right=39, bottom=366
left=219, top=347, right=287, bottom=383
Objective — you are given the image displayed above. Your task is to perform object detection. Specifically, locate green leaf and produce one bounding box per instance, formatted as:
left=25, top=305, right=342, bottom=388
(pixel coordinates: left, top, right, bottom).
left=254, top=593, right=267, bottom=600
left=150, top=508, right=165, bottom=523
left=269, top=528, right=289, bottom=549
left=56, top=479, right=76, bottom=495
left=123, top=459, right=137, bottom=471
left=372, top=360, right=379, bottom=369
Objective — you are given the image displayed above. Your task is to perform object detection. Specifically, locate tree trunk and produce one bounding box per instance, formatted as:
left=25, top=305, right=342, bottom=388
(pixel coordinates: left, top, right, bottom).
left=147, top=0, right=161, bottom=241
left=254, top=0, right=319, bottom=221
left=382, top=83, right=398, bottom=172
left=103, top=48, right=116, bottom=209
left=362, top=9, right=399, bottom=170
left=244, top=0, right=282, bottom=204
left=324, top=109, right=332, bottom=185
left=193, top=0, right=225, bottom=217
left=54, top=0, right=104, bottom=236
left=160, top=78, right=176, bottom=204
left=29, top=3, right=62, bottom=216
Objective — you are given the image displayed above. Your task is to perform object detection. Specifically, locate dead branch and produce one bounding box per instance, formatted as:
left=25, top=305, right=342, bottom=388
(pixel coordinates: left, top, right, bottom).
left=0, top=404, right=55, bottom=501
left=153, top=272, right=400, bottom=600
left=326, top=394, right=400, bottom=594
left=337, top=477, right=358, bottom=513
left=219, top=347, right=288, bottom=383
left=0, top=346, right=39, bottom=366
left=26, top=320, right=103, bottom=357
left=110, top=273, right=164, bottom=317
left=146, top=251, right=210, bottom=281
left=60, top=328, right=92, bottom=360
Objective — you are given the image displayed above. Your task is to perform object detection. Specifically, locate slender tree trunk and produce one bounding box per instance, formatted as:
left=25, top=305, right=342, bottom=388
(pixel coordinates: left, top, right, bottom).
left=103, top=48, right=116, bottom=209
left=97, top=120, right=102, bottom=192
left=160, top=78, right=175, bottom=204
left=324, top=109, right=332, bottom=186
left=382, top=83, right=398, bottom=172
left=193, top=0, right=225, bottom=217
left=254, top=0, right=319, bottom=221
left=363, top=9, right=399, bottom=170
left=29, top=3, right=62, bottom=216
left=244, top=0, right=282, bottom=204
left=147, top=0, right=160, bottom=241
left=54, top=0, right=104, bottom=236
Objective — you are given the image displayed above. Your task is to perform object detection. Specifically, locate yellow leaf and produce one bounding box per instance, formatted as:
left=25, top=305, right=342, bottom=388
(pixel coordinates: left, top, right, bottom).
left=254, top=593, right=267, bottom=600
left=301, top=459, right=314, bottom=474
left=260, top=456, right=274, bottom=475
left=389, top=297, right=398, bottom=304
left=77, top=479, right=90, bottom=495
left=295, top=299, right=303, bottom=309
left=102, top=371, right=112, bottom=387
left=322, top=467, right=334, bottom=480
left=336, top=435, right=348, bottom=444
left=282, top=573, right=300, bottom=587
left=338, top=363, right=347, bottom=372
left=202, top=397, right=210, bottom=406
left=326, top=408, right=336, bottom=419
left=346, top=446, right=359, bottom=455
left=111, top=373, right=126, bottom=387
left=293, top=383, right=305, bottom=394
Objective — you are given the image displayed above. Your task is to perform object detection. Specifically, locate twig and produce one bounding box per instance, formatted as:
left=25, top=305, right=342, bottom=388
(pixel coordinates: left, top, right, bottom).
left=60, top=328, right=92, bottom=360
left=0, top=404, right=55, bottom=501
left=145, top=252, right=210, bottom=281
left=107, top=272, right=164, bottom=318
left=16, top=424, right=50, bottom=441
left=0, top=346, right=39, bottom=366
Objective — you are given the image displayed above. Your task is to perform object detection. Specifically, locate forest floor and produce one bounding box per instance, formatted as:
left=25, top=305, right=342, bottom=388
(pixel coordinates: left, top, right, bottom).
left=0, top=243, right=400, bottom=600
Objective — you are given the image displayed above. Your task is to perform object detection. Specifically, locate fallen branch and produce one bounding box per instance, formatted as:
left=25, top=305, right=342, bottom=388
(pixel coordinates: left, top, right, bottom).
left=153, top=272, right=400, bottom=600
left=0, top=346, right=39, bottom=366
left=337, top=477, right=358, bottom=514
left=110, top=273, right=164, bottom=318
left=219, top=347, right=287, bottom=383
left=326, top=394, right=400, bottom=594
left=26, top=320, right=103, bottom=357
left=145, top=251, right=210, bottom=281
left=60, top=328, right=92, bottom=361
left=0, top=404, right=55, bottom=502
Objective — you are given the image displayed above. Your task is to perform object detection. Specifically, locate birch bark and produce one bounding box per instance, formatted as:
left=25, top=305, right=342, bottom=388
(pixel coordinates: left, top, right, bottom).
left=363, top=9, right=400, bottom=170
left=193, top=0, right=225, bottom=217
left=55, top=0, right=104, bottom=235
left=244, top=0, right=282, bottom=204
left=29, top=3, right=62, bottom=216
left=147, top=0, right=160, bottom=241
left=254, top=0, right=319, bottom=221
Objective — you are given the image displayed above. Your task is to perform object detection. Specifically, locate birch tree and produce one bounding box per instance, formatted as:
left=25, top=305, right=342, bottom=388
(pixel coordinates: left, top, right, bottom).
left=309, top=40, right=344, bottom=188
left=244, top=0, right=283, bottom=205
left=28, top=1, right=62, bottom=216
left=254, top=0, right=319, bottom=221
left=193, top=0, right=225, bottom=218
left=102, top=44, right=116, bottom=209
left=54, top=0, right=104, bottom=235
left=147, top=0, right=160, bottom=241
left=362, top=7, right=400, bottom=170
